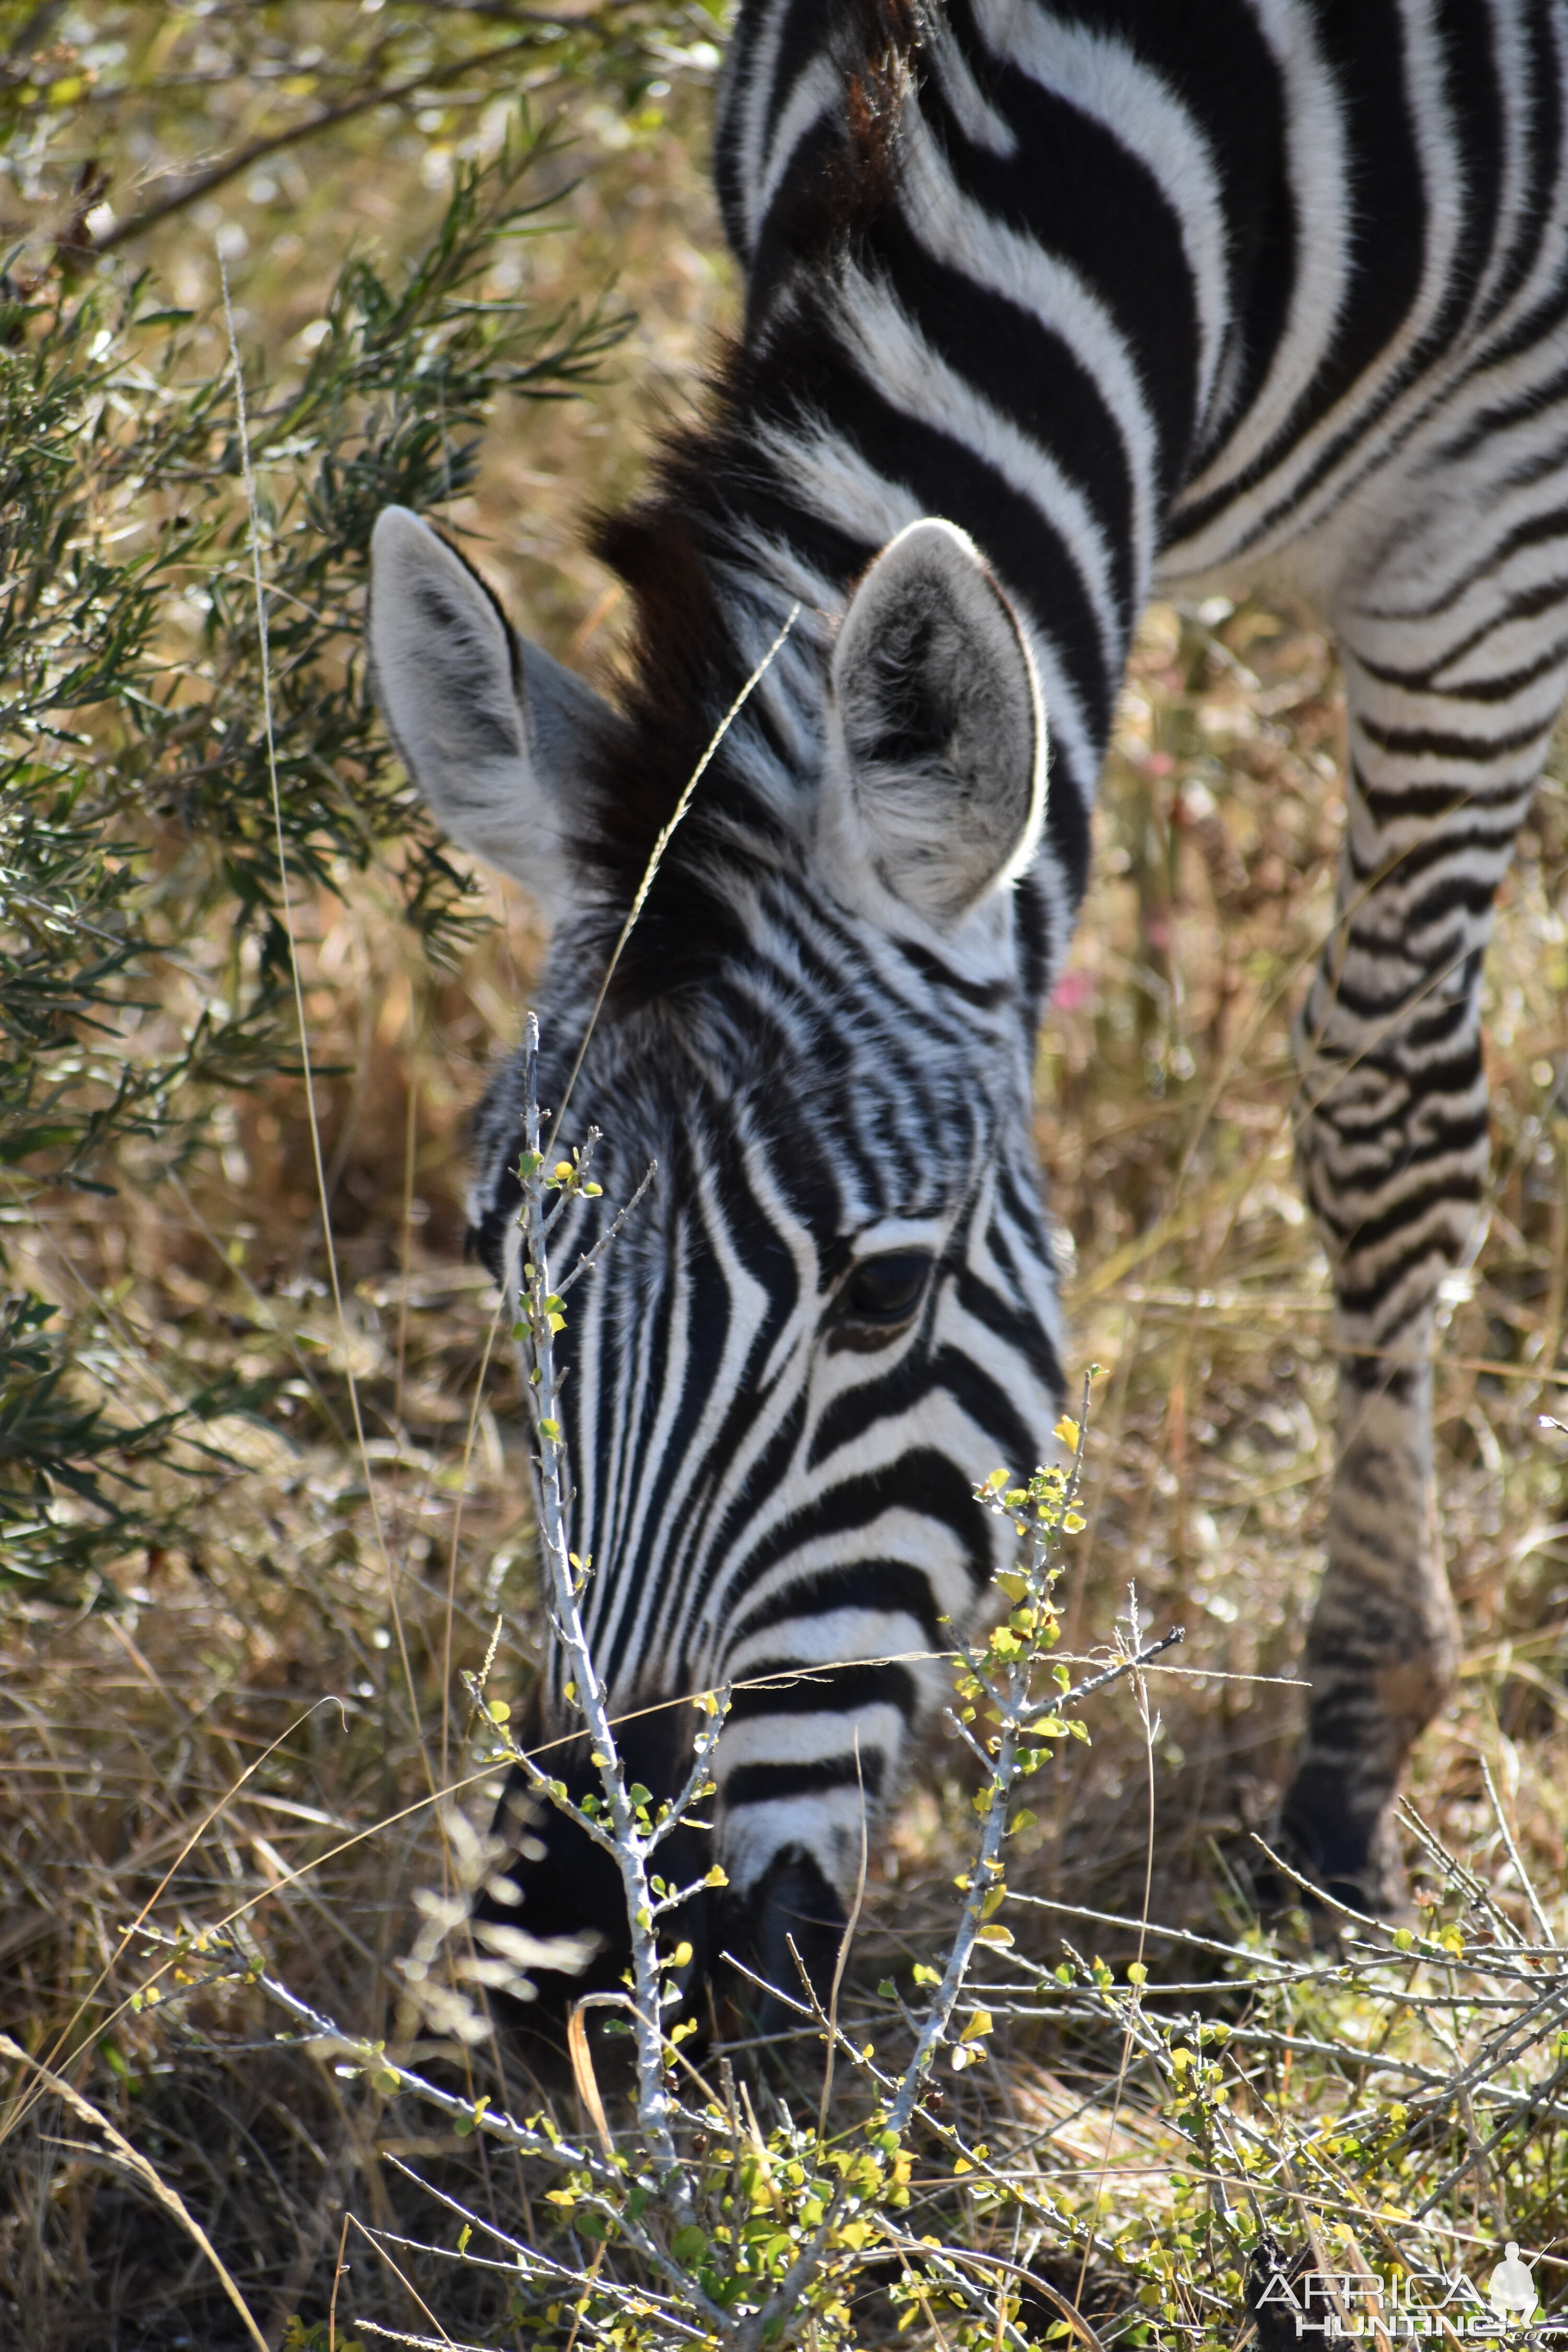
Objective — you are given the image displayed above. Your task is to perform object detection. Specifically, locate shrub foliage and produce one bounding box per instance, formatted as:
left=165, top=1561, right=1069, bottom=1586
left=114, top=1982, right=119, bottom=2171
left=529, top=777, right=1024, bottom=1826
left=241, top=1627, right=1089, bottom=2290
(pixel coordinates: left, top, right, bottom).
left=1, top=118, right=625, bottom=1599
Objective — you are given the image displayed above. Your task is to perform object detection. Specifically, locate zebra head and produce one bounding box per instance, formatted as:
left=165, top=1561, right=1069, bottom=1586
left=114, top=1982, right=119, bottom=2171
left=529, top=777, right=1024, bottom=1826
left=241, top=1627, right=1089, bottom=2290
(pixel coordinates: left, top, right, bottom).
left=368, top=505, right=1068, bottom=2011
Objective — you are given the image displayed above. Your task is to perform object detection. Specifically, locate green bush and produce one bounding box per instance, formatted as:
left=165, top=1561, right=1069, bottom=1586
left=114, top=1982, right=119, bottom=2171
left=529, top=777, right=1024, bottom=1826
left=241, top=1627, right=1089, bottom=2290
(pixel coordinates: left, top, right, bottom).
left=0, top=117, right=625, bottom=1600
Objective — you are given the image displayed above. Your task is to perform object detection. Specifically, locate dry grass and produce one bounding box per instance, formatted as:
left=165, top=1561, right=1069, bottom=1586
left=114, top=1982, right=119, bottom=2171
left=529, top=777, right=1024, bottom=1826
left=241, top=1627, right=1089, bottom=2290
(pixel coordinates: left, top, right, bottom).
left=4, top=36, right=1568, bottom=2351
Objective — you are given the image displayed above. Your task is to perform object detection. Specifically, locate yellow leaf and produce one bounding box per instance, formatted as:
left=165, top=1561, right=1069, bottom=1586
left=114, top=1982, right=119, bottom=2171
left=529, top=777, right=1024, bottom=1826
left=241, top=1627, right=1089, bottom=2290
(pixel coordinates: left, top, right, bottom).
left=487, top=1699, right=511, bottom=1724
left=1054, top=1415, right=1081, bottom=1449
left=705, top=1865, right=729, bottom=1888
left=975, top=1923, right=1013, bottom=1946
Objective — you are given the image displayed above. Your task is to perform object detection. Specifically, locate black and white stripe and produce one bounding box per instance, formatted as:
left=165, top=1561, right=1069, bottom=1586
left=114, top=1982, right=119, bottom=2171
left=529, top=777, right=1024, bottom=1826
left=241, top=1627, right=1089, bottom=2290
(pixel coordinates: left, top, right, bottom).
left=372, top=0, right=1568, bottom=1973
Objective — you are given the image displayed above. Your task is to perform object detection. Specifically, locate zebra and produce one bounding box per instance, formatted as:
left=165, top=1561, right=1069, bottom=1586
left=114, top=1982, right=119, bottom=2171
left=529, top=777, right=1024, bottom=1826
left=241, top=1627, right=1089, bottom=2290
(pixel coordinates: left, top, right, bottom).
left=368, top=0, right=1568, bottom=2010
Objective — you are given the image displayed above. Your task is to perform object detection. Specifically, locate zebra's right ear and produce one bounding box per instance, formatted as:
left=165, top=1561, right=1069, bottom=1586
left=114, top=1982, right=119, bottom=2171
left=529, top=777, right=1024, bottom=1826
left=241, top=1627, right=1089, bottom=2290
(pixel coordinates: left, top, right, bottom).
left=826, top=518, right=1045, bottom=929
left=368, top=507, right=623, bottom=903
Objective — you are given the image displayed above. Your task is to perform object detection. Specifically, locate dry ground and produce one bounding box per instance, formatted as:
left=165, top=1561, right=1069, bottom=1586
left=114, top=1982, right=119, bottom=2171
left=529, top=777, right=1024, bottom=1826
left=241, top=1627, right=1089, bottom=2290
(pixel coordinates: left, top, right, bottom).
left=4, top=31, right=1568, bottom=2350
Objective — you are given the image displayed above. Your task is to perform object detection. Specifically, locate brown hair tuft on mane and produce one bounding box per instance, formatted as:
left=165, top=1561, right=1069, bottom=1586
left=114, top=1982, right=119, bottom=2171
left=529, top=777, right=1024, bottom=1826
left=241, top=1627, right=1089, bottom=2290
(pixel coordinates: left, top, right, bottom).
left=562, top=0, right=927, bottom=999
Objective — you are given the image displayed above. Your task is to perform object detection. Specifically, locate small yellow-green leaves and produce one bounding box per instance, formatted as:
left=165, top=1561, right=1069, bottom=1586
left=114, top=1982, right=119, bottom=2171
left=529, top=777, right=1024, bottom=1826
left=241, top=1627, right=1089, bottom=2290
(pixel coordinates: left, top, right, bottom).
left=704, top=1864, right=729, bottom=1888
left=1054, top=1414, right=1081, bottom=1449
left=670, top=1940, right=694, bottom=1970
left=486, top=1698, right=510, bottom=1725
left=538, top=1416, right=561, bottom=1440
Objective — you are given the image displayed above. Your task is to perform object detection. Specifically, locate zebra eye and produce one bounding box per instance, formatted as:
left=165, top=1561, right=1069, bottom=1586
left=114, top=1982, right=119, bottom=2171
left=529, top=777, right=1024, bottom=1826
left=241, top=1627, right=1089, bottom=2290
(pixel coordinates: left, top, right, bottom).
left=835, top=1250, right=933, bottom=1333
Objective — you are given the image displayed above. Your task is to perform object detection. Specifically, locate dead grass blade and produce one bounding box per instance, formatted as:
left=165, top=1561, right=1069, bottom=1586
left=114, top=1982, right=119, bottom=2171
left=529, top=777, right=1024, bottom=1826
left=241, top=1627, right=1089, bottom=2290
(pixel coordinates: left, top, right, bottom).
left=0, top=2034, right=271, bottom=2351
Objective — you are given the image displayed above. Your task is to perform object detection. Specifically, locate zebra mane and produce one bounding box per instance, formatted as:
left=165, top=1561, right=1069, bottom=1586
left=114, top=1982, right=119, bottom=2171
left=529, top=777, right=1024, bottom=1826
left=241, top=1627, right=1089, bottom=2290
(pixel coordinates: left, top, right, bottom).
left=561, top=0, right=932, bottom=1013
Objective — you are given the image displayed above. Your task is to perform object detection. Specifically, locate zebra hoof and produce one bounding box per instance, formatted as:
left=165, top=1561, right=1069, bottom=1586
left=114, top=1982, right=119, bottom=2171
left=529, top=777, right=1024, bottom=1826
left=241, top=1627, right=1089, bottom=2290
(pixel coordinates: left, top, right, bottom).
left=1268, top=1773, right=1408, bottom=1924
left=724, top=1847, right=847, bottom=2042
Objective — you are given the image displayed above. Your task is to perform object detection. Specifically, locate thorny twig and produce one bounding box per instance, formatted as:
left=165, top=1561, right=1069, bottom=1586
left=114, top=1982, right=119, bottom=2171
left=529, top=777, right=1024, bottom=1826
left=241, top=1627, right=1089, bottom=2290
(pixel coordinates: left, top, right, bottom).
left=886, top=1381, right=1170, bottom=2135
left=498, top=1015, right=724, bottom=2193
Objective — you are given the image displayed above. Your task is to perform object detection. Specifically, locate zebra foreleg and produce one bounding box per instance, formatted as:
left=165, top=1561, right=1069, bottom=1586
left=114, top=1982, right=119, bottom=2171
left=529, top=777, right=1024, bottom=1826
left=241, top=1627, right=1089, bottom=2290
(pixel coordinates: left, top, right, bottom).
left=1282, top=909, right=1473, bottom=1910
left=1276, top=594, right=1561, bottom=1909
left=1277, top=1345, right=1456, bottom=1910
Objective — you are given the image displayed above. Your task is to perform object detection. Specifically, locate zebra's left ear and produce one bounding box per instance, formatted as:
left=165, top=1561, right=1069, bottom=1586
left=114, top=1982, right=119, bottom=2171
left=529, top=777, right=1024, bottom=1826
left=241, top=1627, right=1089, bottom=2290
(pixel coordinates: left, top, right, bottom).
left=368, top=506, right=626, bottom=909
left=826, top=519, right=1045, bottom=928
